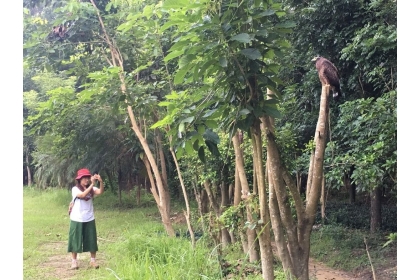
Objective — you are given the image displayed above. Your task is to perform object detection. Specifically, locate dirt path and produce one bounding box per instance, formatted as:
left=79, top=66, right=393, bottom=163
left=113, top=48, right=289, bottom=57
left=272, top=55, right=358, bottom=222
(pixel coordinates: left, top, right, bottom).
left=38, top=241, right=80, bottom=280
left=309, top=258, right=355, bottom=280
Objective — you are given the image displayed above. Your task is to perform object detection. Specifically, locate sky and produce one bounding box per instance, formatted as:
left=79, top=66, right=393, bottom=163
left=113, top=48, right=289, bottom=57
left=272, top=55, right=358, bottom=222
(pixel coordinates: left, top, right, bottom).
left=8, top=0, right=412, bottom=278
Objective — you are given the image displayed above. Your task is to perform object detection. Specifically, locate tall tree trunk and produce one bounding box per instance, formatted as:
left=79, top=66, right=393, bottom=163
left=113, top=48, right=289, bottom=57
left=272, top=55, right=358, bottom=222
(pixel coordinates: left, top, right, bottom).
left=169, top=146, right=195, bottom=247
left=89, top=0, right=174, bottom=237
left=234, top=166, right=247, bottom=252
left=220, top=181, right=232, bottom=247
left=344, top=171, right=356, bottom=204
left=232, top=130, right=259, bottom=262
left=193, top=181, right=207, bottom=233
left=298, top=85, right=331, bottom=280
left=251, top=123, right=274, bottom=280
left=370, top=186, right=382, bottom=233
left=26, top=152, right=32, bottom=186
left=263, top=86, right=330, bottom=280
left=267, top=164, right=294, bottom=274
left=320, top=173, right=326, bottom=223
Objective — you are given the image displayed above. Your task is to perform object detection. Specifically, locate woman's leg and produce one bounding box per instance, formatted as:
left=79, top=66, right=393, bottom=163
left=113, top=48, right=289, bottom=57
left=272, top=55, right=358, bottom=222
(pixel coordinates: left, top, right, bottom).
left=90, top=251, right=99, bottom=268
left=68, top=221, right=83, bottom=269
left=71, top=252, right=78, bottom=269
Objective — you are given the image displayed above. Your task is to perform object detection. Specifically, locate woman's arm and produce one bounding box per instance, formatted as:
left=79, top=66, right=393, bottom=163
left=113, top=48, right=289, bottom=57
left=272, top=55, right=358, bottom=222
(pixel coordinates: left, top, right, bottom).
left=94, top=174, right=104, bottom=196
left=76, top=182, right=95, bottom=198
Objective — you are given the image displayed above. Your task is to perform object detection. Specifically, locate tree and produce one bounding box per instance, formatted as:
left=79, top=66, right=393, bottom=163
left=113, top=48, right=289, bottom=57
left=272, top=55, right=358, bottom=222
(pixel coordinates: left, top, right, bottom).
left=326, top=91, right=397, bottom=233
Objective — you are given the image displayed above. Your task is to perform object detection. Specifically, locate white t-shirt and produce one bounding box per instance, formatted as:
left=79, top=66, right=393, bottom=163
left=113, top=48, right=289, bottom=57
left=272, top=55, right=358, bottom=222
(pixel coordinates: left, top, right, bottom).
left=69, top=186, right=99, bottom=222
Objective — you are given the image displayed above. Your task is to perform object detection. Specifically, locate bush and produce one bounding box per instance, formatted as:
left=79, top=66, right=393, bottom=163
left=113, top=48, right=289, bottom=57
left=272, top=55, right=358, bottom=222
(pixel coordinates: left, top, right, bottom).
left=314, top=201, right=397, bottom=232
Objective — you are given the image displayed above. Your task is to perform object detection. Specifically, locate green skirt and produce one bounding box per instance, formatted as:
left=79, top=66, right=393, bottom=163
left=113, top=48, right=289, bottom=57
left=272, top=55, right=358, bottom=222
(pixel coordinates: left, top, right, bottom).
left=67, top=219, right=98, bottom=253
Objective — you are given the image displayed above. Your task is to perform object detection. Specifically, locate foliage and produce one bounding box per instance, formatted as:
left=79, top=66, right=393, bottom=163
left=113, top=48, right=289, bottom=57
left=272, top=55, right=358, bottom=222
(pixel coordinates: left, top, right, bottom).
left=314, top=201, right=396, bottom=232
left=382, top=232, right=396, bottom=248
left=325, top=90, right=397, bottom=192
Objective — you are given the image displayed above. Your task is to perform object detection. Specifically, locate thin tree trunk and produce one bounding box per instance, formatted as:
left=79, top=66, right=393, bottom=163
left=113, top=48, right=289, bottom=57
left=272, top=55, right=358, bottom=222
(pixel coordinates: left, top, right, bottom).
left=169, top=146, right=195, bottom=247
left=192, top=181, right=207, bottom=233
left=344, top=171, right=356, bottom=204
left=232, top=168, right=244, bottom=248
left=25, top=151, right=32, bottom=186
left=220, top=181, right=232, bottom=247
left=297, top=85, right=331, bottom=280
left=370, top=186, right=382, bottom=233
left=320, top=173, right=326, bottom=223
left=251, top=123, right=274, bottom=280
left=232, top=131, right=259, bottom=262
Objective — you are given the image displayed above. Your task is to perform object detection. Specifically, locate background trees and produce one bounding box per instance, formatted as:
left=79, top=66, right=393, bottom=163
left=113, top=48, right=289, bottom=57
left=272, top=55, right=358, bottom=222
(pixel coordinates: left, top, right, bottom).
left=23, top=0, right=397, bottom=279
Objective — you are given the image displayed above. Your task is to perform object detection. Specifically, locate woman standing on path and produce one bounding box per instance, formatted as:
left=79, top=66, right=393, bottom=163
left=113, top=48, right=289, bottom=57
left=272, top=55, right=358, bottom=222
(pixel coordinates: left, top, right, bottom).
left=67, top=168, right=104, bottom=270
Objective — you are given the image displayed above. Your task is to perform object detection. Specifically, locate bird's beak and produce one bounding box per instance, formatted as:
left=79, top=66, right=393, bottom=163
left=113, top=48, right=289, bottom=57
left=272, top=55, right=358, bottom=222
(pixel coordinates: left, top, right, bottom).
left=311, top=57, right=317, bottom=62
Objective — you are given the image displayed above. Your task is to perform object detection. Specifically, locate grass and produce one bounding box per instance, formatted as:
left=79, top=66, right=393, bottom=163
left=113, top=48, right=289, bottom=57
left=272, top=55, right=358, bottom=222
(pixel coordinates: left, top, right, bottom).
left=24, top=187, right=396, bottom=280
left=23, top=187, right=222, bottom=280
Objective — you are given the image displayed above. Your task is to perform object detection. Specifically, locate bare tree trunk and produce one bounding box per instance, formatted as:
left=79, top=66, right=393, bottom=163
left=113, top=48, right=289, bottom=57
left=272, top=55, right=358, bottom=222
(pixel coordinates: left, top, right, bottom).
left=192, top=181, right=207, bottom=233
left=220, top=181, right=232, bottom=247
left=232, top=131, right=259, bottom=262
left=320, top=173, right=326, bottom=223
left=344, top=170, right=356, bottom=203
left=370, top=186, right=382, bottom=233
left=262, top=86, right=330, bottom=280
left=203, top=179, right=222, bottom=246
left=25, top=151, right=32, bottom=186
left=169, top=146, right=195, bottom=247
left=233, top=166, right=247, bottom=251
left=251, top=123, right=274, bottom=280
left=267, top=164, right=293, bottom=274
left=297, top=85, right=331, bottom=280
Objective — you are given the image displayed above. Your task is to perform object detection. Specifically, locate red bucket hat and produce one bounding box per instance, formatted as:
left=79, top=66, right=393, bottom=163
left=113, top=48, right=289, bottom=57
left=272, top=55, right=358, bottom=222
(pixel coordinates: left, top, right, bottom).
left=75, top=168, right=92, bottom=180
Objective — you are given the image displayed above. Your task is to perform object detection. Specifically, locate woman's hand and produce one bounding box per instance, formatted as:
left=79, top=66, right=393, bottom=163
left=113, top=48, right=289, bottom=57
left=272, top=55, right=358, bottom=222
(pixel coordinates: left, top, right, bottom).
left=90, top=175, right=97, bottom=185
left=95, top=174, right=103, bottom=182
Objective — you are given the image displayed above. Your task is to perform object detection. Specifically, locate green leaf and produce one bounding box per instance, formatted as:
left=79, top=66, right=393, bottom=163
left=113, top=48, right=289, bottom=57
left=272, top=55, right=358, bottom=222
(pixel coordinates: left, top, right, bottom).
left=205, top=120, right=218, bottom=129
left=105, top=2, right=113, bottom=11
left=219, top=57, right=227, bottom=68
left=230, top=33, right=252, bottom=43
left=174, top=66, right=190, bottom=85
left=179, top=54, right=196, bottom=68
left=240, top=48, right=262, bottom=60
left=181, top=116, right=194, bottom=124
left=185, top=140, right=194, bottom=155
left=198, top=125, right=205, bottom=134
left=198, top=146, right=205, bottom=163
left=263, top=106, right=281, bottom=119
left=276, top=20, right=296, bottom=29
left=164, top=50, right=184, bottom=62
left=179, top=122, right=185, bottom=133
left=203, top=129, right=220, bottom=144
left=255, top=9, right=275, bottom=18
left=176, top=147, right=184, bottom=158
left=193, top=139, right=200, bottom=151
left=205, top=140, right=220, bottom=157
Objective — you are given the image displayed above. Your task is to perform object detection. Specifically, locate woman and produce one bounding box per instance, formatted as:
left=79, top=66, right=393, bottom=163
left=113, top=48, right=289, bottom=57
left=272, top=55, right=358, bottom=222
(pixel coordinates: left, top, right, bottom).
left=67, top=168, right=104, bottom=270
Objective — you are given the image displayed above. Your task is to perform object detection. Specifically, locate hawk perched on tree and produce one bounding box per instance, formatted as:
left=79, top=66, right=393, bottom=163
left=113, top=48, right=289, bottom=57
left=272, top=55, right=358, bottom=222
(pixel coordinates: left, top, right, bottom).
left=311, top=56, right=342, bottom=98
